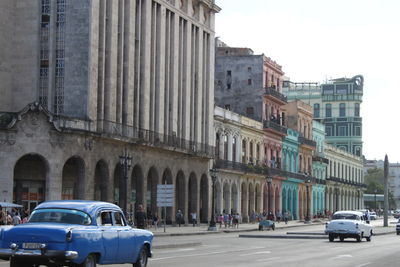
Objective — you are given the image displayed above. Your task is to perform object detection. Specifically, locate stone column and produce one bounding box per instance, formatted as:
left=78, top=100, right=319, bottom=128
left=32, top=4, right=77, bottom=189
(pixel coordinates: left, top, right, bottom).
left=46, top=159, right=63, bottom=201
left=236, top=136, right=241, bottom=163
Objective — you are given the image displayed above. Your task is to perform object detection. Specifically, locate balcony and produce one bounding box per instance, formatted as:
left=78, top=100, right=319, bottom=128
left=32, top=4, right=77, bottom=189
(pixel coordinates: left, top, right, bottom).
left=326, top=176, right=366, bottom=188
left=298, top=136, right=316, bottom=148
left=264, top=87, right=288, bottom=103
left=312, top=155, right=329, bottom=164
left=263, top=120, right=287, bottom=135
left=214, top=159, right=265, bottom=175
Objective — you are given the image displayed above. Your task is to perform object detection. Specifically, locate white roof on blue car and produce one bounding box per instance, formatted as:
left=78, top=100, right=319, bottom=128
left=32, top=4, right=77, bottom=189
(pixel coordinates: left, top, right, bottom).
left=35, top=200, right=120, bottom=214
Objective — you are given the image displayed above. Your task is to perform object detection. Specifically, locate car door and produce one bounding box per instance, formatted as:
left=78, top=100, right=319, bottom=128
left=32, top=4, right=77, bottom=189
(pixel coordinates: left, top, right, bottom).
left=97, top=211, right=119, bottom=263
left=114, top=211, right=140, bottom=262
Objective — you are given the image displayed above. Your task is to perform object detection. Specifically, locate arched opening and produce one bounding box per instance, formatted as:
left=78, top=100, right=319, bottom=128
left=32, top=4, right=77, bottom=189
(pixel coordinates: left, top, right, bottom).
left=162, top=168, right=173, bottom=223
left=215, top=181, right=222, bottom=216
left=13, top=154, right=48, bottom=210
left=241, top=182, right=248, bottom=222
left=146, top=167, right=159, bottom=219
left=62, top=156, right=85, bottom=200
left=231, top=183, right=238, bottom=214
left=255, top=184, right=261, bottom=213
left=131, top=165, right=144, bottom=217
left=94, top=160, right=109, bottom=201
left=200, top=174, right=208, bottom=223
left=223, top=182, right=230, bottom=214
left=275, top=186, right=280, bottom=214
left=188, top=172, right=198, bottom=224
left=175, top=170, right=185, bottom=220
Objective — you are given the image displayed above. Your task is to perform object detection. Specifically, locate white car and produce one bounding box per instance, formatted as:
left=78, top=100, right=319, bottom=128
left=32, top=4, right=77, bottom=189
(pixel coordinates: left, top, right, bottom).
left=369, top=211, right=377, bottom=220
left=325, top=210, right=373, bottom=242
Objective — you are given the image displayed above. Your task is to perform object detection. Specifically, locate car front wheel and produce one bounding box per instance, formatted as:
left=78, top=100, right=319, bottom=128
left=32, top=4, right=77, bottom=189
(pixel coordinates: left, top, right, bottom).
left=77, top=254, right=97, bottom=267
left=133, top=247, right=148, bottom=267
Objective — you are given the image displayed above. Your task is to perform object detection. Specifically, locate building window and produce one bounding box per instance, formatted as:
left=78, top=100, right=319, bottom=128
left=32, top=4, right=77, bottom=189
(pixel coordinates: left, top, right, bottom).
left=313, top=103, right=320, bottom=118
left=355, top=103, right=360, bottom=117
left=339, top=103, right=346, bottom=117
left=325, top=104, right=332, bottom=117
left=224, top=135, right=228, bottom=160
left=226, top=70, right=232, bottom=89
left=338, top=126, right=347, bottom=136
left=215, top=133, right=220, bottom=159
left=355, top=147, right=361, bottom=156
left=248, top=78, right=252, bottom=85
left=248, top=67, right=252, bottom=72
left=232, top=137, right=237, bottom=162
left=39, top=0, right=51, bottom=106
left=326, top=126, right=332, bottom=136
left=224, top=104, right=231, bottom=110
left=54, top=0, right=66, bottom=115
left=246, top=107, right=254, bottom=117
left=355, top=126, right=361, bottom=136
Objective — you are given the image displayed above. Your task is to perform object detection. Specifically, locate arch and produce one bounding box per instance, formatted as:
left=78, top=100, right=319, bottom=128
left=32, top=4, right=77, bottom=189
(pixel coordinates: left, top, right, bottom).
left=62, top=156, right=85, bottom=200
left=13, top=154, right=48, bottom=210
left=255, top=183, right=261, bottom=213
left=274, top=186, right=280, bottom=214
left=188, top=172, right=198, bottom=224
left=146, top=167, right=159, bottom=219
left=231, top=183, right=238, bottom=214
left=200, top=174, right=209, bottom=223
left=161, top=168, right=173, bottom=223
left=248, top=183, right=255, bottom=219
left=131, top=164, right=144, bottom=215
left=94, top=159, right=109, bottom=202
left=215, top=180, right=222, bottom=215
left=175, top=170, right=185, bottom=220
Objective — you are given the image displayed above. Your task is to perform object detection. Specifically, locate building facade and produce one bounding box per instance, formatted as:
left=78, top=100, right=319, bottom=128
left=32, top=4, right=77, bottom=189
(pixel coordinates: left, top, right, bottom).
left=0, top=0, right=220, bottom=224
left=325, top=144, right=364, bottom=213
left=283, top=75, right=364, bottom=157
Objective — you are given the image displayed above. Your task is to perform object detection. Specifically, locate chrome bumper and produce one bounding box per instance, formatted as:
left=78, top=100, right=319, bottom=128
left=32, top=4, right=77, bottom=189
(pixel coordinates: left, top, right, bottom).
left=0, top=248, right=78, bottom=260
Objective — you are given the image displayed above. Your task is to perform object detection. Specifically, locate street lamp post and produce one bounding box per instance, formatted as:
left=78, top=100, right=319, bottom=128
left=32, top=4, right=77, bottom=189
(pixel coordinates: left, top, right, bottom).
left=266, top=176, right=272, bottom=216
left=208, top=168, right=218, bottom=231
left=119, top=148, right=132, bottom=217
left=305, top=178, right=311, bottom=223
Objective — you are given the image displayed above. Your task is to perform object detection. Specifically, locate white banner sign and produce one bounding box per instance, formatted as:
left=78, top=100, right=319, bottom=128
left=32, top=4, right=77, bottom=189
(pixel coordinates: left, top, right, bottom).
left=157, top=184, right=175, bottom=207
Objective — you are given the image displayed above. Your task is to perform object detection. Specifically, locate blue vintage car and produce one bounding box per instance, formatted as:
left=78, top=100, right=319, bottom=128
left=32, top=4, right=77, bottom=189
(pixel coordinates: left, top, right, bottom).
left=0, top=200, right=153, bottom=267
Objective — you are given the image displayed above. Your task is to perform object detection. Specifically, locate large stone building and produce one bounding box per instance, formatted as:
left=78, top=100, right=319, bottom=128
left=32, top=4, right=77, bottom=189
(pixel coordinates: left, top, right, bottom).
left=0, top=0, right=220, bottom=224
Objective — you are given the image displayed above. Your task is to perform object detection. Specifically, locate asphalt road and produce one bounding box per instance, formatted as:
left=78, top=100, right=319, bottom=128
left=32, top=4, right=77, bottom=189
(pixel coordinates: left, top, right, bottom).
left=0, top=223, right=398, bottom=267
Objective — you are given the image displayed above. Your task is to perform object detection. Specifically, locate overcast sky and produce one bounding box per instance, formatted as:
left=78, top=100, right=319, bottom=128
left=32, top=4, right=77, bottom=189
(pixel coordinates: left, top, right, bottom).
left=215, top=0, right=400, bottom=163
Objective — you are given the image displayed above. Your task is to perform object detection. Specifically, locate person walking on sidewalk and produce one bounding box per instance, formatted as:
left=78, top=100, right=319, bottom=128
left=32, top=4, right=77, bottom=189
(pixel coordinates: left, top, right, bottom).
left=135, top=204, right=146, bottom=229
left=284, top=210, right=289, bottom=224
left=190, top=211, right=197, bottom=227
left=176, top=210, right=183, bottom=227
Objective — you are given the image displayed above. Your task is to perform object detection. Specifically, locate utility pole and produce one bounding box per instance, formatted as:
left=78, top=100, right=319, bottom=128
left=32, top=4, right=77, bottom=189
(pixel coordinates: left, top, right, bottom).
left=383, top=154, right=389, bottom=227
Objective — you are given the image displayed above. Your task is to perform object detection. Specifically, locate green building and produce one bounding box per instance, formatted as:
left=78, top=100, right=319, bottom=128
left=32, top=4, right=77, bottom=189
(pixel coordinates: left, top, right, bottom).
left=283, top=75, right=363, bottom=157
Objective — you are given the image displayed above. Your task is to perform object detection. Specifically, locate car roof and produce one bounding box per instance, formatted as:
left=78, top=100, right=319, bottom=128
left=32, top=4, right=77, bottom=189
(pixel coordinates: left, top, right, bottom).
left=35, top=200, right=120, bottom=215
left=333, top=210, right=364, bottom=216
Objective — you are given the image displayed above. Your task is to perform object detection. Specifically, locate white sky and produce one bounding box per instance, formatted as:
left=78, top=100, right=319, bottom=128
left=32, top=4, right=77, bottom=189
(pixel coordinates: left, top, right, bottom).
left=215, top=0, right=400, bottom=163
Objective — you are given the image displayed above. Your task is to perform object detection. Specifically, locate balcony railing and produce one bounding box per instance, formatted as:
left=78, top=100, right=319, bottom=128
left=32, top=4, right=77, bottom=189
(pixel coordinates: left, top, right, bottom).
left=263, top=120, right=287, bottom=134
left=264, top=87, right=288, bottom=103
left=214, top=159, right=265, bottom=175
left=298, top=136, right=316, bottom=147
left=326, top=176, right=366, bottom=188
left=57, top=119, right=215, bottom=158
left=312, top=155, right=329, bottom=164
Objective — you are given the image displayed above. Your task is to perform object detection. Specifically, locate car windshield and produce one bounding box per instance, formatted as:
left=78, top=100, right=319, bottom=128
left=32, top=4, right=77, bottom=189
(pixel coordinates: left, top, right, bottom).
left=332, top=213, right=359, bottom=220
left=29, top=208, right=92, bottom=225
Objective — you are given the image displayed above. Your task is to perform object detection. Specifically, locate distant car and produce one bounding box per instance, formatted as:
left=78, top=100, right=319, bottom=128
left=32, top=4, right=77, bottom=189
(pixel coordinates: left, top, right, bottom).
left=396, top=219, right=400, bottom=235
left=325, top=210, right=373, bottom=242
left=258, top=219, right=275, bottom=231
left=0, top=200, right=153, bottom=267
left=369, top=212, right=377, bottom=220
left=394, top=212, right=400, bottom=219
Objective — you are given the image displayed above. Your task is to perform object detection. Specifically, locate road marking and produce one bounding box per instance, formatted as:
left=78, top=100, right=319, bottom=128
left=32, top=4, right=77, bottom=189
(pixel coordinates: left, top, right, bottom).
left=240, top=251, right=271, bottom=256
left=257, top=257, right=281, bottom=262
left=332, top=254, right=353, bottom=259
left=151, top=247, right=263, bottom=261
left=356, top=263, right=371, bottom=267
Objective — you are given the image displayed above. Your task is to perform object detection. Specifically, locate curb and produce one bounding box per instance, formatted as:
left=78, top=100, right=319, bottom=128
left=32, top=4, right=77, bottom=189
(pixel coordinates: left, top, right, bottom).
left=153, top=221, right=327, bottom=237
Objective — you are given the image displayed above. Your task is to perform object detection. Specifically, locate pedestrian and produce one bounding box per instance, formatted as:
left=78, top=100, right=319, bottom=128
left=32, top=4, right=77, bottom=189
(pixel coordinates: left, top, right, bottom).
left=218, top=214, right=224, bottom=228
left=0, top=207, right=5, bottom=225
left=135, top=204, right=146, bottom=229
left=152, top=213, right=159, bottom=230
left=176, top=209, right=183, bottom=227
left=234, top=213, right=240, bottom=228
left=6, top=211, right=13, bottom=225
left=191, top=211, right=197, bottom=227
left=21, top=210, right=30, bottom=224
left=276, top=210, right=282, bottom=223
left=223, top=213, right=229, bottom=228
left=12, top=211, right=21, bottom=225
left=284, top=210, right=289, bottom=224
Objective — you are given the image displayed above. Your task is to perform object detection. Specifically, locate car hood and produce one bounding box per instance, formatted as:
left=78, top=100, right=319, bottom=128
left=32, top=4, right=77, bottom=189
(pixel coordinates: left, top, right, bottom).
left=1, top=223, right=83, bottom=243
